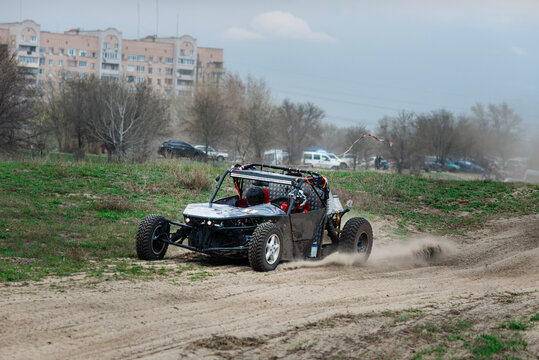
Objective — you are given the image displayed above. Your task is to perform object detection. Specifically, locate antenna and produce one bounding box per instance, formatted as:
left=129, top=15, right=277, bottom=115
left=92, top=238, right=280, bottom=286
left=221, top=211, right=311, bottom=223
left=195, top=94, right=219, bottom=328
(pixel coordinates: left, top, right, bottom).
left=176, top=13, right=179, bottom=38
left=137, top=0, right=140, bottom=38
left=155, top=0, right=159, bottom=37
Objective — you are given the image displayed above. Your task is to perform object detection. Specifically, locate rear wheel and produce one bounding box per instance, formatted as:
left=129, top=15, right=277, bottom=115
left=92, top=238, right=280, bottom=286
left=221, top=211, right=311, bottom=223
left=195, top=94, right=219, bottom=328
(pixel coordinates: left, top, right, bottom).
left=249, top=222, right=283, bottom=272
left=339, top=217, right=373, bottom=260
left=216, top=156, right=224, bottom=162
left=136, top=214, right=169, bottom=260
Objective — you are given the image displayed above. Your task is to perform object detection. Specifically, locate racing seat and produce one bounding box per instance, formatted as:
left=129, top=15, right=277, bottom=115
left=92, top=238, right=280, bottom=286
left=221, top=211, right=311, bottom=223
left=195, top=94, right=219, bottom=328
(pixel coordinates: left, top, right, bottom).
left=237, top=187, right=270, bottom=207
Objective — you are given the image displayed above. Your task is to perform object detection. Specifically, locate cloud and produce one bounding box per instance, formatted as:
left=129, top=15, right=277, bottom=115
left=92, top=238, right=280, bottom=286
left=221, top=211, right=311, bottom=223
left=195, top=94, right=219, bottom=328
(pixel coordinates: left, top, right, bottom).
left=222, top=11, right=334, bottom=42
left=253, top=11, right=334, bottom=42
left=223, top=27, right=263, bottom=41
left=511, top=46, right=526, bottom=56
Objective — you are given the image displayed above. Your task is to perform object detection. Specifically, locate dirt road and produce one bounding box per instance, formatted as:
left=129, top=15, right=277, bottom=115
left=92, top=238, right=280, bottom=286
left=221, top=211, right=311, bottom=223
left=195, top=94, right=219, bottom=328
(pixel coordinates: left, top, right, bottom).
left=1, top=215, right=538, bottom=359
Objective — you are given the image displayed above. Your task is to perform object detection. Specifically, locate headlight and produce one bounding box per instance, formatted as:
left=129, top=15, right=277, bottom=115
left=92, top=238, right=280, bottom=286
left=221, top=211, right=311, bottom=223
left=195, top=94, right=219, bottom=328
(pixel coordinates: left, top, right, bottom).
left=185, top=217, right=190, bottom=223
left=206, top=220, right=212, bottom=226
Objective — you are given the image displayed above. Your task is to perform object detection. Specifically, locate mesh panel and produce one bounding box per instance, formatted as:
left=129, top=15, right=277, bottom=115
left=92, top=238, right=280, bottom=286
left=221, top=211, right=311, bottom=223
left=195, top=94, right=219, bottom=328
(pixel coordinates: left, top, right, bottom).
left=241, top=179, right=325, bottom=210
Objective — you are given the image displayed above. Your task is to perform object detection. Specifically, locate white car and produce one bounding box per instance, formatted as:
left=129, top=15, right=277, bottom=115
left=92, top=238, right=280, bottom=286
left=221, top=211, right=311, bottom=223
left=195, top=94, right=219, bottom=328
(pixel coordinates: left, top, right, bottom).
left=194, top=145, right=228, bottom=162
left=303, top=151, right=347, bottom=169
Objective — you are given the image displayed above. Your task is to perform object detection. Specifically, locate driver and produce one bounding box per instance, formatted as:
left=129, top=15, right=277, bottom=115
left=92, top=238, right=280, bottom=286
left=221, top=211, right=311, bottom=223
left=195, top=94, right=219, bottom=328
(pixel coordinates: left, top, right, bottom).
left=280, top=189, right=310, bottom=214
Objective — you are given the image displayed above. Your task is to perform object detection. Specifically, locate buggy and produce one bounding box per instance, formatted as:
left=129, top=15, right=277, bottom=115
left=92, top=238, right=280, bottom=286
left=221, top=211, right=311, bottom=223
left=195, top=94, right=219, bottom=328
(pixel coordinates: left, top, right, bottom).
left=136, top=164, right=373, bottom=271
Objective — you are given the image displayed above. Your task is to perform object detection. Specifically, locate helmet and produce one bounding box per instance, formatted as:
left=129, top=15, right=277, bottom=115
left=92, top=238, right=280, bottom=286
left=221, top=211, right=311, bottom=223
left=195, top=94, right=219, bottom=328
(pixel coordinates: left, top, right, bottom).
left=290, top=189, right=307, bottom=207
left=246, top=187, right=265, bottom=206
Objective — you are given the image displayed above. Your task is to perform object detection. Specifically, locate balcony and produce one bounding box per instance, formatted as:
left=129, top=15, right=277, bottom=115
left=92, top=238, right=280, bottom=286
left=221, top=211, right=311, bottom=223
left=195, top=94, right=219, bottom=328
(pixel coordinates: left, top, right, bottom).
left=102, top=51, right=121, bottom=63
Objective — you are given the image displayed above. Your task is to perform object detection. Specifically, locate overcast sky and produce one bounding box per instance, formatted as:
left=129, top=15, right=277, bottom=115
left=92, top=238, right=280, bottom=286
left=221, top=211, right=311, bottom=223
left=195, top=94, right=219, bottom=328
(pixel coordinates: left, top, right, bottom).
left=2, top=0, right=538, bottom=136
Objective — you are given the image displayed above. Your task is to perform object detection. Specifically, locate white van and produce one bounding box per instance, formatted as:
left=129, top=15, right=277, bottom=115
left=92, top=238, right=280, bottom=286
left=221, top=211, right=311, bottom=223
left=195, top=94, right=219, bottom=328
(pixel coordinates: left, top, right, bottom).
left=264, top=149, right=288, bottom=165
left=303, top=151, right=345, bottom=169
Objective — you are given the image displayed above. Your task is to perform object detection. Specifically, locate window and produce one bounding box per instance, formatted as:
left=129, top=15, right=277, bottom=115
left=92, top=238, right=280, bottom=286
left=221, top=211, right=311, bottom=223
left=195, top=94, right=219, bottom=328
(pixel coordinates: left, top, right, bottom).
left=57, top=70, right=63, bottom=77
left=103, top=42, right=110, bottom=49
left=179, top=69, right=193, bottom=76
left=92, top=52, right=96, bottom=58
left=39, top=68, right=44, bottom=74
left=322, top=155, right=329, bottom=161
left=59, top=48, right=64, bottom=56
left=39, top=47, right=45, bottom=53
left=78, top=72, right=86, bottom=78
left=49, top=47, right=54, bottom=55
left=19, top=56, right=38, bottom=64
left=166, top=57, right=173, bottom=64
left=158, top=57, right=162, bottom=63
left=128, top=54, right=137, bottom=61
left=304, top=153, right=312, bottom=160
left=67, top=60, right=77, bottom=67
left=48, top=70, right=52, bottom=77
left=67, top=49, right=76, bottom=56
left=127, top=76, right=135, bottom=83
left=114, top=43, right=118, bottom=49
left=180, top=49, right=185, bottom=56
left=148, top=67, right=152, bottom=74
left=136, top=76, right=144, bottom=83
left=58, top=60, right=63, bottom=66
left=148, top=57, right=153, bottom=64
left=165, top=68, right=173, bottom=75
left=90, top=63, right=95, bottom=69
left=49, top=59, right=53, bottom=66
left=190, top=50, right=194, bottom=56
left=165, top=78, right=173, bottom=85
left=137, top=55, right=145, bottom=62
left=31, top=36, right=37, bottom=42
left=20, top=35, right=25, bottom=41
left=39, top=58, right=45, bottom=65
left=147, top=78, right=152, bottom=84
left=179, top=58, right=195, bottom=65
left=157, top=79, right=161, bottom=85
left=158, top=68, right=162, bottom=74
left=313, top=154, right=321, bottom=160
left=65, top=71, right=74, bottom=79
left=79, top=61, right=87, bottom=68
left=136, top=65, right=145, bottom=72
left=127, top=65, right=135, bottom=72
left=79, top=49, right=87, bottom=57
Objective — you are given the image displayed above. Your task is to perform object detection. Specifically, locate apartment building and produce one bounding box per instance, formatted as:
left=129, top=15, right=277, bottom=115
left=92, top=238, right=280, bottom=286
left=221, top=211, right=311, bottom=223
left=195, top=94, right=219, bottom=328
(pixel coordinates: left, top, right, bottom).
left=0, top=19, right=224, bottom=94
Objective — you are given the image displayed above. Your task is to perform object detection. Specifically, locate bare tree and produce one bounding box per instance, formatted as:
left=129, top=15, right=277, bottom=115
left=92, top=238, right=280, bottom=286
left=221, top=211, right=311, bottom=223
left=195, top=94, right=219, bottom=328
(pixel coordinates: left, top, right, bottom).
left=276, top=99, right=324, bottom=164
left=86, top=79, right=168, bottom=161
left=377, top=110, right=416, bottom=173
left=486, top=103, right=522, bottom=163
left=183, top=85, right=229, bottom=151
left=415, top=109, right=458, bottom=167
left=0, top=48, right=37, bottom=150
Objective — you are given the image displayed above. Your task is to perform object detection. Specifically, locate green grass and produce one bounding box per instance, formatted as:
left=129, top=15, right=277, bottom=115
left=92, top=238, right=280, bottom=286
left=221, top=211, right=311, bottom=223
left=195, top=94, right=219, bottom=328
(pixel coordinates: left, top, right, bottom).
left=328, top=170, right=538, bottom=233
left=0, top=157, right=537, bottom=282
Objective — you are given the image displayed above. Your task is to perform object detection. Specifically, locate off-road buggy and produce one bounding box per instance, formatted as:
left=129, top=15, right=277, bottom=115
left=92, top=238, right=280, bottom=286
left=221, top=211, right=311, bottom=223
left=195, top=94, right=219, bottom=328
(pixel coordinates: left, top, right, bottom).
left=136, top=164, right=373, bottom=271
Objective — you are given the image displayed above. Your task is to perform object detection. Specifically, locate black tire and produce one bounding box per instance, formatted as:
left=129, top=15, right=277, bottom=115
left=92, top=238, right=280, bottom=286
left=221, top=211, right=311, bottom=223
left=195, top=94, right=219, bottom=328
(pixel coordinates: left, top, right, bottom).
left=136, top=214, right=169, bottom=260
left=216, top=156, right=224, bottom=162
left=249, top=222, right=283, bottom=272
left=339, top=217, right=373, bottom=260
left=340, top=163, right=348, bottom=169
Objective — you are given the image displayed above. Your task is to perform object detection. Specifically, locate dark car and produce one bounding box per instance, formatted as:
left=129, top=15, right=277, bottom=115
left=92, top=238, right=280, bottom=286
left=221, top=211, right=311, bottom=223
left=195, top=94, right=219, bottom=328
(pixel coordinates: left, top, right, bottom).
left=452, top=159, right=484, bottom=174
left=158, top=140, right=207, bottom=160
left=136, top=163, right=373, bottom=271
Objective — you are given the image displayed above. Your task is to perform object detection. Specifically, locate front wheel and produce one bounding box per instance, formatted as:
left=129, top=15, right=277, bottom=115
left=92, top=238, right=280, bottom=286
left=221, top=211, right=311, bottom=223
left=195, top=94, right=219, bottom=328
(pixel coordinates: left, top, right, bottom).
left=136, top=214, right=170, bottom=260
left=339, top=217, right=373, bottom=260
left=249, top=222, right=283, bottom=272
left=216, top=156, right=224, bottom=162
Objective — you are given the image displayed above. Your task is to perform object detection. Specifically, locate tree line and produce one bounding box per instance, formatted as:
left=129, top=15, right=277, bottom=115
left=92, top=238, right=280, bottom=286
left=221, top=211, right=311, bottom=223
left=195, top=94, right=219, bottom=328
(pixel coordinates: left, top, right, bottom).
left=0, top=47, right=531, bottom=169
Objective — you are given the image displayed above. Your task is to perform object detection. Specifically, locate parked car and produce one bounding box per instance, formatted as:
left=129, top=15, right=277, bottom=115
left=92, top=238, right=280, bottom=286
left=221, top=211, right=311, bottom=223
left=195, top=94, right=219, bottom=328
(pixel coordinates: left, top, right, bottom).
left=452, top=159, right=484, bottom=174
left=303, top=151, right=346, bottom=169
left=136, top=163, right=373, bottom=271
left=194, top=145, right=229, bottom=162
left=341, top=154, right=359, bottom=168
left=158, top=141, right=207, bottom=160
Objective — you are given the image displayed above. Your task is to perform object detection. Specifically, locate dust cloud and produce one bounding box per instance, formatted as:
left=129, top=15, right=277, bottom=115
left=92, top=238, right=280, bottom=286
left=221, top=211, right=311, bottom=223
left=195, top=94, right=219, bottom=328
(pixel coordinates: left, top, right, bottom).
left=282, top=237, right=456, bottom=271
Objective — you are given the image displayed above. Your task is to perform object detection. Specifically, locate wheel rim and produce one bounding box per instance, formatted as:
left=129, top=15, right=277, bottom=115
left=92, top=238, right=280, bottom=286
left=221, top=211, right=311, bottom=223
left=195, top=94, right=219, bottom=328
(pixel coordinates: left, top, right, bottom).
left=151, top=224, right=167, bottom=254
left=265, top=234, right=281, bottom=265
left=357, top=232, right=368, bottom=253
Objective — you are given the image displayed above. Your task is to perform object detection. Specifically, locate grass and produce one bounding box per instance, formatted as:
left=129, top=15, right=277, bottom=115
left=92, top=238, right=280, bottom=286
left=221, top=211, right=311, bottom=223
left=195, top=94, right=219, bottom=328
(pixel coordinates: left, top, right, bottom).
left=328, top=170, right=538, bottom=233
left=0, top=156, right=537, bottom=282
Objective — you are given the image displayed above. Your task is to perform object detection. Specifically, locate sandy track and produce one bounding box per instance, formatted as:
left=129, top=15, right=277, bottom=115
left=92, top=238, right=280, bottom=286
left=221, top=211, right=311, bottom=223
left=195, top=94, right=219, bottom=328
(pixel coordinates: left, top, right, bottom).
left=1, top=215, right=538, bottom=359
